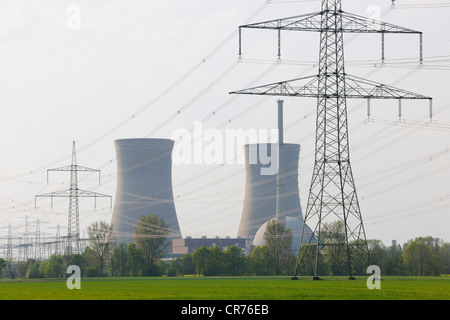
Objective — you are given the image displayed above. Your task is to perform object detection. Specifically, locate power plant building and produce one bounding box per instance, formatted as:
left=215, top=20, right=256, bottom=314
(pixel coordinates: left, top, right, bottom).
left=172, top=236, right=249, bottom=255
left=111, top=138, right=182, bottom=246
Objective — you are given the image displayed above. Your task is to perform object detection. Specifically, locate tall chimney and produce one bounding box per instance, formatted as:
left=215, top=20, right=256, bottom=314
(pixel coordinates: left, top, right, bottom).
left=278, top=99, right=284, bottom=145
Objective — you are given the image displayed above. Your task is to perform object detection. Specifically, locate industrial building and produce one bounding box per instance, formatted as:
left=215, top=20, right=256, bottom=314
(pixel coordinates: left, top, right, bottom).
left=172, top=236, right=249, bottom=255
left=111, top=138, right=182, bottom=246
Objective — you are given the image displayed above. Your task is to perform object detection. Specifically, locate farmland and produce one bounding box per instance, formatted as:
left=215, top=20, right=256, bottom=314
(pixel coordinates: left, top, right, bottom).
left=0, top=276, right=449, bottom=300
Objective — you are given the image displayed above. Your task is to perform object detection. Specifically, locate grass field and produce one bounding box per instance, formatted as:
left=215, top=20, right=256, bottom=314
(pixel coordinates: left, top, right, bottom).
left=0, top=276, right=449, bottom=300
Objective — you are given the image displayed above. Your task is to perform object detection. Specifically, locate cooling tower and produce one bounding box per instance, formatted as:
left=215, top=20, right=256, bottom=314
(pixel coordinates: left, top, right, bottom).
left=237, top=100, right=307, bottom=241
left=111, top=139, right=182, bottom=246
left=237, top=142, right=303, bottom=240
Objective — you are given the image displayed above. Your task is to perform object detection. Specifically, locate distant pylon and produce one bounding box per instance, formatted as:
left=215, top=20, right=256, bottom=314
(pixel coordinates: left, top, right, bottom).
left=55, top=224, right=61, bottom=256
left=231, top=0, right=432, bottom=279
left=67, top=141, right=80, bottom=257
left=24, top=216, right=29, bottom=261
left=35, top=141, right=112, bottom=258
left=7, top=224, right=12, bottom=261
left=34, top=218, right=41, bottom=261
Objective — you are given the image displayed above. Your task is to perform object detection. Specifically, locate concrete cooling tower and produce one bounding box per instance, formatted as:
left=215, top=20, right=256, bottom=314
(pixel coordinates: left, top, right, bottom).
left=237, top=100, right=315, bottom=253
left=237, top=142, right=303, bottom=240
left=111, top=139, right=182, bottom=246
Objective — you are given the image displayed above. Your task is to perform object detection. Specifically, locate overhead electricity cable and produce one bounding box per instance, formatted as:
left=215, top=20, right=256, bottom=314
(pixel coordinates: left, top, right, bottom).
left=0, top=0, right=272, bottom=182
left=394, top=3, right=450, bottom=9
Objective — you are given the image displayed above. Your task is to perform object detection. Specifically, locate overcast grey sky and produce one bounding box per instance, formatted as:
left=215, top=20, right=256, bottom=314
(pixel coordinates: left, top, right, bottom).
left=0, top=0, right=449, bottom=252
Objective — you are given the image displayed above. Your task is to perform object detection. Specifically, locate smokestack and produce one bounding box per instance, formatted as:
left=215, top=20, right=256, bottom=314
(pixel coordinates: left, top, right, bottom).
left=276, top=100, right=284, bottom=221
left=278, top=99, right=284, bottom=145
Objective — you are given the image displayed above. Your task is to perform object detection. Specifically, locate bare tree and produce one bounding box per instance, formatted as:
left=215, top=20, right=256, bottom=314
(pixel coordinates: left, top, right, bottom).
left=4, top=259, right=20, bottom=279
left=87, top=221, right=113, bottom=276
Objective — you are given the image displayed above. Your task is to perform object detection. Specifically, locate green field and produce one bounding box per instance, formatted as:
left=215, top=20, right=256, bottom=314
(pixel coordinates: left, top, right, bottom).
left=0, top=276, right=449, bottom=300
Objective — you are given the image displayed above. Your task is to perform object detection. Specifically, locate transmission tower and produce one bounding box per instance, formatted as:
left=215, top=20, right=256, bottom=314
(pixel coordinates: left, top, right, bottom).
left=35, top=141, right=112, bottom=258
left=34, top=218, right=41, bottom=260
left=32, top=217, right=50, bottom=260
left=18, top=215, right=33, bottom=261
left=7, top=224, right=12, bottom=261
left=231, top=0, right=432, bottom=279
left=48, top=224, right=64, bottom=256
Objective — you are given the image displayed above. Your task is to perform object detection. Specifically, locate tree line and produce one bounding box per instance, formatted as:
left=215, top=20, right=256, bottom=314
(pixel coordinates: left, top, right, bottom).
left=1, top=216, right=449, bottom=279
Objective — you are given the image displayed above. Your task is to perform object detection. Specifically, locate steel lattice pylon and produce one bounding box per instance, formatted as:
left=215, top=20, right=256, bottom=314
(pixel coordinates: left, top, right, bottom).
left=67, top=143, right=80, bottom=257
left=35, top=141, right=112, bottom=259
left=6, top=224, right=12, bottom=261
left=231, top=0, right=432, bottom=279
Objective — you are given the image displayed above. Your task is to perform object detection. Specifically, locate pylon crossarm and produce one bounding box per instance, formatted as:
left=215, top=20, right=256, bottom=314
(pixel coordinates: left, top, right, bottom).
left=345, top=75, right=432, bottom=100
left=36, top=188, right=110, bottom=198
left=47, top=165, right=101, bottom=183
left=48, top=165, right=100, bottom=173
left=240, top=11, right=322, bottom=31
left=230, top=74, right=432, bottom=101
left=340, top=11, right=421, bottom=34
left=230, top=75, right=318, bottom=97
left=35, top=189, right=111, bottom=209
left=240, top=11, right=420, bottom=34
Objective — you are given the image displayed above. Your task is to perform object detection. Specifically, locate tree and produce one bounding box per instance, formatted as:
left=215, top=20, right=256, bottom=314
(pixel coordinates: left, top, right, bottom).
left=70, top=253, right=86, bottom=277
left=425, top=254, right=445, bottom=276
left=127, top=243, right=145, bottom=277
left=17, top=260, right=29, bottom=279
left=264, top=219, right=292, bottom=275
left=251, top=245, right=274, bottom=276
left=320, top=220, right=348, bottom=275
left=165, top=265, right=178, bottom=277
left=180, top=253, right=196, bottom=276
left=172, top=253, right=196, bottom=276
left=27, top=259, right=41, bottom=279
left=404, top=241, right=432, bottom=276
left=439, top=243, right=450, bottom=275
left=39, top=255, right=64, bottom=278
left=205, top=246, right=225, bottom=276
left=4, top=259, right=19, bottom=279
left=415, top=236, right=443, bottom=253
left=134, top=214, right=170, bottom=276
left=0, top=258, right=6, bottom=279
left=110, top=243, right=129, bottom=277
left=192, top=246, right=209, bottom=276
left=368, top=239, right=388, bottom=268
left=224, top=245, right=246, bottom=276
left=382, top=244, right=405, bottom=276
left=87, top=221, right=114, bottom=276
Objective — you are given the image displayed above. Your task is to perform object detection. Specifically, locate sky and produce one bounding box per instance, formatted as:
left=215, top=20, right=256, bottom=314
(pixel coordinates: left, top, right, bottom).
left=0, top=0, right=449, bottom=257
